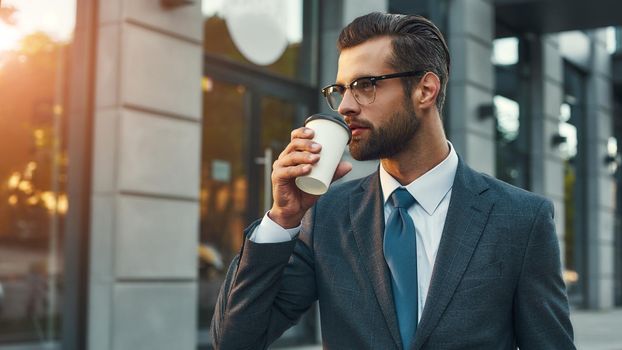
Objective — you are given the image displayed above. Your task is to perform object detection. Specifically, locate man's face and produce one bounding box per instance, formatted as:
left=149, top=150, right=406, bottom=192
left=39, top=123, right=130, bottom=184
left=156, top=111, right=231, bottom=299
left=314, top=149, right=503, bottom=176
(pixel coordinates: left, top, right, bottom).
left=336, top=37, right=420, bottom=161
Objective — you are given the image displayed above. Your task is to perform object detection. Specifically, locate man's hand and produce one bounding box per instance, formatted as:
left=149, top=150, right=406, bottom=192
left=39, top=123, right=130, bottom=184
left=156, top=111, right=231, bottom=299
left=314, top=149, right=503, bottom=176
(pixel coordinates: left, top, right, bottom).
left=269, top=127, right=352, bottom=228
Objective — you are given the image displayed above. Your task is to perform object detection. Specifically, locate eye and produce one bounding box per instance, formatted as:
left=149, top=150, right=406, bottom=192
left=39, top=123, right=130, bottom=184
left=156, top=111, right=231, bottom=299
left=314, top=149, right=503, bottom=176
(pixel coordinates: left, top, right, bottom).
left=353, top=78, right=374, bottom=92
left=326, top=85, right=345, bottom=96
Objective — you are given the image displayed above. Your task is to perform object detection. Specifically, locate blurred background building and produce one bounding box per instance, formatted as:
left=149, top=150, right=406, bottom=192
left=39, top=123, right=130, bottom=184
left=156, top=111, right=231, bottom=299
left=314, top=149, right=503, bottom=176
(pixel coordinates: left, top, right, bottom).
left=0, top=0, right=620, bottom=349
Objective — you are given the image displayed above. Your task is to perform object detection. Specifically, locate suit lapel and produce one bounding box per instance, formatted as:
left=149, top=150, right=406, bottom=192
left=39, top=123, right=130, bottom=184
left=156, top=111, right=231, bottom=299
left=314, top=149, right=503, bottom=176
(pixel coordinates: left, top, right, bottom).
left=412, top=160, right=495, bottom=350
left=350, top=173, right=403, bottom=349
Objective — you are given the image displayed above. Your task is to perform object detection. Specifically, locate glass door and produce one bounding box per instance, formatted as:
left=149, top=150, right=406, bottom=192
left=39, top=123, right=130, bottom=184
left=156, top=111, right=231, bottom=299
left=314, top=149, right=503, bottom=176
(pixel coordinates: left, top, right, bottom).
left=199, top=1, right=318, bottom=346
left=198, top=71, right=316, bottom=348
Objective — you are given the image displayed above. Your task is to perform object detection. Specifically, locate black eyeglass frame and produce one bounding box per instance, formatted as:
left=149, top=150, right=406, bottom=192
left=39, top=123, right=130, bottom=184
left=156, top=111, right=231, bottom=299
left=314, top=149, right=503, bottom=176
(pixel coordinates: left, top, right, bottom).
left=321, top=70, right=426, bottom=111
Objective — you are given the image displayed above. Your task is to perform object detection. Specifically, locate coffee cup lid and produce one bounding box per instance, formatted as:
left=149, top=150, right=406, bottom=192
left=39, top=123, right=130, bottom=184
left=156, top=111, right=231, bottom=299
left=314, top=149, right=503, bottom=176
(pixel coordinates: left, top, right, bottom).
left=304, top=114, right=352, bottom=144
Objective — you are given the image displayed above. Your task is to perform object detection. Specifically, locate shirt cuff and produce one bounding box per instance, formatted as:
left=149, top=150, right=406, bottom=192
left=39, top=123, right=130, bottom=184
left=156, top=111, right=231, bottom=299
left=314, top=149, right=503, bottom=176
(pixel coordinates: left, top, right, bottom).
left=248, top=211, right=301, bottom=243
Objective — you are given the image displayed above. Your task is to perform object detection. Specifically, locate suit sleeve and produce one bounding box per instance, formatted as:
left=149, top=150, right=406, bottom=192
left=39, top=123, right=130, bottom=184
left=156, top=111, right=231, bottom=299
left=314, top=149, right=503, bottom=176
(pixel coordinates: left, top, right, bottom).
left=210, top=208, right=318, bottom=349
left=513, top=199, right=575, bottom=349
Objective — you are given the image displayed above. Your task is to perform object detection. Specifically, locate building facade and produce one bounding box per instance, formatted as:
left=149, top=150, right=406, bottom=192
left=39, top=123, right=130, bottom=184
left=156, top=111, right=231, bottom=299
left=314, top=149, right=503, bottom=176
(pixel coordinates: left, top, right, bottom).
left=0, top=0, right=620, bottom=349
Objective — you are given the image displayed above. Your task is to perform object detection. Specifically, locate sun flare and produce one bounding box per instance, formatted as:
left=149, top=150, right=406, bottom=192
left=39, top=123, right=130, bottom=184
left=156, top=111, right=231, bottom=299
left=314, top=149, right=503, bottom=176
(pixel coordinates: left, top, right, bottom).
left=0, top=21, right=21, bottom=52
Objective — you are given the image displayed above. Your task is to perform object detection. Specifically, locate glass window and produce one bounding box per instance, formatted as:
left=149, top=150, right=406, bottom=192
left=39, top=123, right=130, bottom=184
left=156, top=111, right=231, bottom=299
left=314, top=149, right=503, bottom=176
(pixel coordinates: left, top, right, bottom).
left=198, top=74, right=317, bottom=347
left=198, top=79, right=247, bottom=338
left=561, top=62, right=588, bottom=307
left=199, top=75, right=318, bottom=349
left=605, top=26, right=617, bottom=54
left=0, top=0, right=76, bottom=346
left=493, top=36, right=531, bottom=189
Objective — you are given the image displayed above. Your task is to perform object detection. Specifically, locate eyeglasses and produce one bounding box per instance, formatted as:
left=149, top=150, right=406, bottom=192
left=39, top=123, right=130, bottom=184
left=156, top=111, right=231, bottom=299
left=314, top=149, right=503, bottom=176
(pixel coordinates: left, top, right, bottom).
left=321, top=71, right=425, bottom=111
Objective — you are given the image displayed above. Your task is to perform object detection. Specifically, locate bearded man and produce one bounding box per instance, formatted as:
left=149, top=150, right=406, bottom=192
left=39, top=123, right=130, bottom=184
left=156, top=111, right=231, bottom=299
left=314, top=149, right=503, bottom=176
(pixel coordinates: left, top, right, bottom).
left=211, top=12, right=574, bottom=350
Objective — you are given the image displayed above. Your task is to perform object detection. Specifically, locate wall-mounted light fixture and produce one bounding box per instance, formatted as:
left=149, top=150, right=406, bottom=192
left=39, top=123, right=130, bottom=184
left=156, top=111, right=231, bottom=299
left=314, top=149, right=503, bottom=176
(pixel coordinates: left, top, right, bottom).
left=605, top=137, right=620, bottom=175
left=161, top=0, right=194, bottom=8
left=604, top=154, right=619, bottom=165
left=478, top=104, right=496, bottom=120
left=604, top=153, right=621, bottom=176
left=551, top=133, right=567, bottom=147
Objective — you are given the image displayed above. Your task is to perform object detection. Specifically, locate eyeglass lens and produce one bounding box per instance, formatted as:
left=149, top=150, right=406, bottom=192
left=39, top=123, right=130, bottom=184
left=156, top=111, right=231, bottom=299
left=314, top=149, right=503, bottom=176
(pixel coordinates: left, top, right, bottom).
left=325, top=78, right=375, bottom=110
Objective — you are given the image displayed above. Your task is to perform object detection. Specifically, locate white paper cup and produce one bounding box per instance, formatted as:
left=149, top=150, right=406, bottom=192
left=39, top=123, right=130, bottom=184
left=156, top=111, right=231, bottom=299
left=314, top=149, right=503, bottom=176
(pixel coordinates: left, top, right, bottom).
left=295, top=114, right=351, bottom=195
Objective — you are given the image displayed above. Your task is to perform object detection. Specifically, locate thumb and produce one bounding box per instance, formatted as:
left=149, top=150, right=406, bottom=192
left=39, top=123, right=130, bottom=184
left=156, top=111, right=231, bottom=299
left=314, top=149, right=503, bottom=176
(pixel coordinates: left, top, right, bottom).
left=331, top=161, right=353, bottom=182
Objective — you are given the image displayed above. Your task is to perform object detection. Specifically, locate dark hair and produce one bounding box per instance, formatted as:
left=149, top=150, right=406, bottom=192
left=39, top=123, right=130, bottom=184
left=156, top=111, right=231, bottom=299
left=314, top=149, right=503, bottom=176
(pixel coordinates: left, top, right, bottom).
left=338, top=12, right=450, bottom=115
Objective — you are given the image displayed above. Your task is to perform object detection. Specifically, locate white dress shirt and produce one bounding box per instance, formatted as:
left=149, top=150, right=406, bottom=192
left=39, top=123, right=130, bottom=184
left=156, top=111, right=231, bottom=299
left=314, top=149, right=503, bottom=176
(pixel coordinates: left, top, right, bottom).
left=249, top=143, right=459, bottom=321
left=379, top=143, right=458, bottom=320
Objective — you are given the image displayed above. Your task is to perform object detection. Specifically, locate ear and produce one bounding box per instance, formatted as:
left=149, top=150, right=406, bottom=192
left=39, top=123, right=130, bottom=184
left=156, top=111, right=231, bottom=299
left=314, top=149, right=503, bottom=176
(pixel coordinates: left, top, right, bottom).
left=413, top=72, right=441, bottom=110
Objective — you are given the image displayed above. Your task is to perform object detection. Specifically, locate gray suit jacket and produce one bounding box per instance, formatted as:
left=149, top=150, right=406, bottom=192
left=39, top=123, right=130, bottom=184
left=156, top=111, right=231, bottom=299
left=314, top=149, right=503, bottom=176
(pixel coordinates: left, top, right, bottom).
left=211, top=159, right=575, bottom=349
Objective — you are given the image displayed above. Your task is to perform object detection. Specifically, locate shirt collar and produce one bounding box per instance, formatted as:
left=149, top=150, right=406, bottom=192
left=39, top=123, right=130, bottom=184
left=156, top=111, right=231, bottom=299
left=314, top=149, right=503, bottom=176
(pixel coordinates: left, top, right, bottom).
left=380, top=141, right=458, bottom=216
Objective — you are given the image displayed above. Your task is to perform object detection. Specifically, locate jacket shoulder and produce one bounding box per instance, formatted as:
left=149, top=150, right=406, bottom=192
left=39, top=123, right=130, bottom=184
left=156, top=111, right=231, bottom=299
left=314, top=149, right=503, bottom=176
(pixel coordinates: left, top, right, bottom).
left=479, top=172, right=552, bottom=215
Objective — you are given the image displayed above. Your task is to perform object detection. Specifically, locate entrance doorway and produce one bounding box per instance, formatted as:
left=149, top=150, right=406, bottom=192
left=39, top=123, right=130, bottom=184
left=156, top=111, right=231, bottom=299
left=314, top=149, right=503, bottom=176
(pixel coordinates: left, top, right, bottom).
left=197, top=55, right=318, bottom=347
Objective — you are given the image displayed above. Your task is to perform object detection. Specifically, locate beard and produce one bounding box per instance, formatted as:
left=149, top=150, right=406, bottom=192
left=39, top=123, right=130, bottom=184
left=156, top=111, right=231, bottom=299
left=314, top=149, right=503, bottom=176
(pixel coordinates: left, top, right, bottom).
left=348, top=99, right=420, bottom=161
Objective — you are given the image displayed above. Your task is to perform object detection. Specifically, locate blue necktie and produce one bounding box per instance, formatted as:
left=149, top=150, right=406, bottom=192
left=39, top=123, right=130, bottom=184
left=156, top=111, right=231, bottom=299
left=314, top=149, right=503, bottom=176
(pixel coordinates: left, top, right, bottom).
left=383, top=188, right=418, bottom=349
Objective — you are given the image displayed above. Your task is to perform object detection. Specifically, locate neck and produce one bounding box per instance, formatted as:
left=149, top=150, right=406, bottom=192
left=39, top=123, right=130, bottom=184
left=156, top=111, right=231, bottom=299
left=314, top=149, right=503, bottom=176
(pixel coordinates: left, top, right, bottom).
left=380, top=115, right=449, bottom=185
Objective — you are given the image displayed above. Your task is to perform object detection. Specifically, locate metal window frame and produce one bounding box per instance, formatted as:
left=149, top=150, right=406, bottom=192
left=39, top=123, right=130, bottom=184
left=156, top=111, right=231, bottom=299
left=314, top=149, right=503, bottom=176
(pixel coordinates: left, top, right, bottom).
left=59, top=0, right=97, bottom=348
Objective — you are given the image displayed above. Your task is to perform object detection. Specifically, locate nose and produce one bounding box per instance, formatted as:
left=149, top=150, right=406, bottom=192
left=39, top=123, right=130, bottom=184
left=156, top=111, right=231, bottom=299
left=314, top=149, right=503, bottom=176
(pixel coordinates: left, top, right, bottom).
left=337, top=88, right=360, bottom=117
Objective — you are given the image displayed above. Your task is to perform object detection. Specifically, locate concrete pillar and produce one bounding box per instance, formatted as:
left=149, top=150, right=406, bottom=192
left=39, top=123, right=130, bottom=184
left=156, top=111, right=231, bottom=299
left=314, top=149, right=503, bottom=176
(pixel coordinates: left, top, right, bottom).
left=585, top=29, right=616, bottom=309
left=447, top=0, right=495, bottom=175
left=89, top=1, right=203, bottom=349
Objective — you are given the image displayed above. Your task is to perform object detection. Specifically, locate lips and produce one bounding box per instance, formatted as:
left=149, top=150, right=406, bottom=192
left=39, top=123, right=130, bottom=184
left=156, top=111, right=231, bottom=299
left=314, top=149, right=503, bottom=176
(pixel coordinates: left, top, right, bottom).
left=347, top=121, right=371, bottom=137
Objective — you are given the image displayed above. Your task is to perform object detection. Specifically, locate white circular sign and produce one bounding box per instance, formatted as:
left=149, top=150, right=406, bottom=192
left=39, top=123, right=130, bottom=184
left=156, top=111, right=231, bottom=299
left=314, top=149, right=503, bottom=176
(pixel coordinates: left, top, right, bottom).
left=224, top=1, right=288, bottom=66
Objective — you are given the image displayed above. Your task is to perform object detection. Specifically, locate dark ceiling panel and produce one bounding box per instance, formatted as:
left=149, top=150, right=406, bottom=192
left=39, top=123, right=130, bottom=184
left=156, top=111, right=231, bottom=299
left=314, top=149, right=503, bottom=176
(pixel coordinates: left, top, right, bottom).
left=613, top=53, right=622, bottom=87
left=495, top=0, right=622, bottom=36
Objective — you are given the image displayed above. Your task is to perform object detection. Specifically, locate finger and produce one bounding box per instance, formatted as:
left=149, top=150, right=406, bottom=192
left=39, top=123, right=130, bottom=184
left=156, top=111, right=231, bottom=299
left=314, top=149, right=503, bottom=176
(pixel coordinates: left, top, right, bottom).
left=279, top=138, right=322, bottom=159
left=276, top=151, right=320, bottom=168
left=291, top=127, right=314, bottom=141
left=272, top=163, right=313, bottom=182
left=331, top=161, right=353, bottom=182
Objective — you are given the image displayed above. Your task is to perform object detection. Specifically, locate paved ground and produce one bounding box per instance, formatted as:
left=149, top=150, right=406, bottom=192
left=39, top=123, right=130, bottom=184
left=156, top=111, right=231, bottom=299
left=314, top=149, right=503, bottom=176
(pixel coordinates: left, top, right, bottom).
left=572, top=308, right=622, bottom=350
left=280, top=308, right=622, bottom=350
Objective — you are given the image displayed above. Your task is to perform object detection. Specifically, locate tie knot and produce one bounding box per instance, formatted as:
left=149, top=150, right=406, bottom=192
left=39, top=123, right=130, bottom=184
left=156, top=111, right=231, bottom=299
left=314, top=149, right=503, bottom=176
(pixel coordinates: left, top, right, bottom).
left=390, top=188, right=415, bottom=209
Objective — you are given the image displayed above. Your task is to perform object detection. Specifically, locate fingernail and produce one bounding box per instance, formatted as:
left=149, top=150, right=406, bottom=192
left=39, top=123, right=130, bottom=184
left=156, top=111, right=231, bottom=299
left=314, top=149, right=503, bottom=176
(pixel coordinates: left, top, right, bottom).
left=304, top=128, right=313, bottom=135
left=311, top=143, right=321, bottom=150
left=303, top=165, right=311, bottom=172
left=309, top=154, right=319, bottom=161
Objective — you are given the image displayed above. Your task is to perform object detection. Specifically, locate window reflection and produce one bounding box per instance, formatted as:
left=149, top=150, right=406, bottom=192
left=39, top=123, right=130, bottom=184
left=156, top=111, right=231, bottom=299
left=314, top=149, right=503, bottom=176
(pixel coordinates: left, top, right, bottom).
left=562, top=113, right=580, bottom=291
left=492, top=37, right=518, bottom=66
left=561, top=63, right=588, bottom=306
left=198, top=79, right=247, bottom=333
left=198, top=80, right=316, bottom=346
left=494, top=95, right=520, bottom=142
left=0, top=0, right=75, bottom=345
left=258, top=96, right=297, bottom=215
left=559, top=103, right=578, bottom=160
left=493, top=36, right=530, bottom=189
